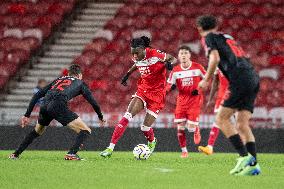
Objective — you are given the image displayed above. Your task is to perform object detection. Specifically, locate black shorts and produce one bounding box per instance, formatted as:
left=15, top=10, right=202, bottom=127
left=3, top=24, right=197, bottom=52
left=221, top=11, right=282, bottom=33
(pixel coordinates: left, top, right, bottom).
left=38, top=99, right=78, bottom=126
left=223, top=73, right=259, bottom=113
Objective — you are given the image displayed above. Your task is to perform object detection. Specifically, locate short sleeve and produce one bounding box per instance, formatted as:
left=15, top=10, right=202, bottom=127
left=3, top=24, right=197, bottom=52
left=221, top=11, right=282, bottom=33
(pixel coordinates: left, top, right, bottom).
left=150, top=48, right=167, bottom=61
left=205, top=33, right=218, bottom=56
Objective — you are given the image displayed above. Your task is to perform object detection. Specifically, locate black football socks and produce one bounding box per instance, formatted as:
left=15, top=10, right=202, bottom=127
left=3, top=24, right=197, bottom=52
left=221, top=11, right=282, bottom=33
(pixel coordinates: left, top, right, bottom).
left=246, top=142, right=257, bottom=164
left=14, top=130, right=40, bottom=156
left=228, top=134, right=248, bottom=157
left=67, top=130, right=90, bottom=154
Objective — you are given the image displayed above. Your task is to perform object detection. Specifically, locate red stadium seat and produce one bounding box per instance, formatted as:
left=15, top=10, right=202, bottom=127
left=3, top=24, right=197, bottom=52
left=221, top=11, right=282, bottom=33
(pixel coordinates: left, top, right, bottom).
left=22, top=37, right=40, bottom=51
left=0, top=3, right=9, bottom=15
left=7, top=3, right=27, bottom=15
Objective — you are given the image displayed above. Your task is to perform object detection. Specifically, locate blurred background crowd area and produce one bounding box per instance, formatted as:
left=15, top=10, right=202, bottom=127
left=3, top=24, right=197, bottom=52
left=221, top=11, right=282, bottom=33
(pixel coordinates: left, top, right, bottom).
left=0, top=0, right=283, bottom=127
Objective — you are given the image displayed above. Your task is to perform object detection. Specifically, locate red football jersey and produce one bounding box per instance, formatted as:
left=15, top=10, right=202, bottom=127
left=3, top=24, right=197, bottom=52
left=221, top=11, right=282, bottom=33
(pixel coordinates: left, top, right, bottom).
left=216, top=69, right=229, bottom=99
left=134, top=48, right=167, bottom=92
left=167, top=62, right=206, bottom=109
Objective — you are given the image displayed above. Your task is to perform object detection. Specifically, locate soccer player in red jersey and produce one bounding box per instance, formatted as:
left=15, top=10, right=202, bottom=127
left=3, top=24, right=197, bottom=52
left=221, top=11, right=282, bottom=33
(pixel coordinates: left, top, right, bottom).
left=198, top=69, right=229, bottom=155
left=100, top=36, right=177, bottom=157
left=167, top=45, right=206, bottom=158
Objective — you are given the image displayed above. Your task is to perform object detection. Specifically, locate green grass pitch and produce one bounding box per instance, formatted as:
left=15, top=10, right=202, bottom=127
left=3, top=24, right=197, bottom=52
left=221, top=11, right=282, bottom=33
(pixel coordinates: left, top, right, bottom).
left=0, top=151, right=283, bottom=189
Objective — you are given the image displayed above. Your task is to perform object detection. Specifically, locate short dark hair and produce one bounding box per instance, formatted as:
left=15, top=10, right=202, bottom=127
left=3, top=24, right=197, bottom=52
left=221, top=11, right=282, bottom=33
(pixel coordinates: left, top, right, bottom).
left=68, top=64, right=81, bottom=76
left=38, top=79, right=46, bottom=84
left=178, top=45, right=191, bottom=53
left=196, top=15, right=217, bottom=31
left=131, top=36, right=151, bottom=48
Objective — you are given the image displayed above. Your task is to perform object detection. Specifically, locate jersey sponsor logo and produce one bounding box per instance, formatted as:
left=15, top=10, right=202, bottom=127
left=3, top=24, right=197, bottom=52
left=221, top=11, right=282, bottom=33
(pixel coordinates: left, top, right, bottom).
left=138, top=66, right=151, bottom=75
left=181, top=77, right=193, bottom=86
left=173, top=69, right=204, bottom=79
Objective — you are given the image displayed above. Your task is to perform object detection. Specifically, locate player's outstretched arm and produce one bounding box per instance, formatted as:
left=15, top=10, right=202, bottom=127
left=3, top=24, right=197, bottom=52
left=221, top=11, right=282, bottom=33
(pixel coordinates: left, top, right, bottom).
left=206, top=74, right=219, bottom=108
left=81, top=82, right=105, bottom=124
left=199, top=50, right=220, bottom=90
left=22, top=82, right=52, bottom=127
left=121, top=64, right=137, bottom=86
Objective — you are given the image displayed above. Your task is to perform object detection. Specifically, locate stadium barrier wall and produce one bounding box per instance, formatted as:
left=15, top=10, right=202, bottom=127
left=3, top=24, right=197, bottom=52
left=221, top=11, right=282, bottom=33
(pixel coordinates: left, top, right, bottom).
left=1, top=126, right=284, bottom=153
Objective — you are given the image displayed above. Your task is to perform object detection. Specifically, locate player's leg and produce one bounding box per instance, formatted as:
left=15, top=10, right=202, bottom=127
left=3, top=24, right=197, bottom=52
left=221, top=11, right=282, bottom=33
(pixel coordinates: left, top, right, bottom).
left=176, top=122, right=188, bottom=158
left=216, top=106, right=255, bottom=175
left=234, top=110, right=261, bottom=175
left=9, top=106, right=51, bottom=159
left=100, top=97, right=144, bottom=157
left=187, top=123, right=201, bottom=145
left=9, top=123, right=46, bottom=159
left=141, top=112, right=158, bottom=153
left=51, top=100, right=90, bottom=160
left=186, top=112, right=201, bottom=145
left=64, top=117, right=91, bottom=160
left=198, top=120, right=220, bottom=155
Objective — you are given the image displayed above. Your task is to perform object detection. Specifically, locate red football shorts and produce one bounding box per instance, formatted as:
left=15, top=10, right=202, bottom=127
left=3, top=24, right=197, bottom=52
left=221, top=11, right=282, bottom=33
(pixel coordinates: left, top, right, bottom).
left=132, top=89, right=166, bottom=118
left=174, top=107, right=201, bottom=125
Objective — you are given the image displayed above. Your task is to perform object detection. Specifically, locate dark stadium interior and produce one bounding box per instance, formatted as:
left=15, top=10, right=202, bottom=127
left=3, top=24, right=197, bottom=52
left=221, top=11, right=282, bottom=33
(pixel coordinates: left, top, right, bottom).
left=0, top=0, right=283, bottom=149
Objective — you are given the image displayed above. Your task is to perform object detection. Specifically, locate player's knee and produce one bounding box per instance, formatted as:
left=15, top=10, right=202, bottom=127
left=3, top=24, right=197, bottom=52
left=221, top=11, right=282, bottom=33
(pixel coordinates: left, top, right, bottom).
left=187, top=124, right=196, bottom=129
left=177, top=124, right=186, bottom=130
left=124, top=112, right=133, bottom=121
left=141, top=125, right=151, bottom=131
left=35, top=124, right=46, bottom=135
left=81, top=128, right=91, bottom=135
left=81, top=126, right=91, bottom=134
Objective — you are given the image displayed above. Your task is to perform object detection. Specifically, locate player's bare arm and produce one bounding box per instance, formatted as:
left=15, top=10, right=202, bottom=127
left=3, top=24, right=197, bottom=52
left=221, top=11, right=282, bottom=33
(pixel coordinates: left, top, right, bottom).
left=21, top=83, right=52, bottom=127
left=81, top=82, right=105, bottom=126
left=206, top=74, right=219, bottom=107
left=121, top=64, right=137, bottom=86
left=198, top=50, right=220, bottom=90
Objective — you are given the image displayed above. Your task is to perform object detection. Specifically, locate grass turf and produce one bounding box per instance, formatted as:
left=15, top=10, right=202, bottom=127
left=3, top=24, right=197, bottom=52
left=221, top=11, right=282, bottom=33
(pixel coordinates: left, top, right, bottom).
left=0, top=151, right=283, bottom=189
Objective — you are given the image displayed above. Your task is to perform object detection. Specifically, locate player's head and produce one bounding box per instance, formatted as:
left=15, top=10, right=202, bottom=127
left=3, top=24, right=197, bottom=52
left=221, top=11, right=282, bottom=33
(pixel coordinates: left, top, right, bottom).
left=178, top=45, right=191, bottom=64
left=37, top=79, right=47, bottom=89
left=196, top=15, right=218, bottom=36
left=131, top=36, right=151, bottom=61
left=68, top=64, right=82, bottom=80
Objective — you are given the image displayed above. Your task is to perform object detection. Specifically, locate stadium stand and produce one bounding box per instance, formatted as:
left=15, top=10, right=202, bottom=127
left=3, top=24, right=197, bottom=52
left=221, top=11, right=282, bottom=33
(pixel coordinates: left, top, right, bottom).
left=0, top=0, right=283, bottom=127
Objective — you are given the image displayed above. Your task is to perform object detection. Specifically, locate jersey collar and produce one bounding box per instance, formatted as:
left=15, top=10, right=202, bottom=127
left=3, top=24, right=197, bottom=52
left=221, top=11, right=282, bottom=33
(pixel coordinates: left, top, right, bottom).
left=180, top=61, right=192, bottom=70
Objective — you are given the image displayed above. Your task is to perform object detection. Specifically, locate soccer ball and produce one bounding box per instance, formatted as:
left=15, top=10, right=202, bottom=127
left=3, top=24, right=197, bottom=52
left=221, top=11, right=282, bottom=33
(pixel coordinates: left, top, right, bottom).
left=133, top=144, right=151, bottom=160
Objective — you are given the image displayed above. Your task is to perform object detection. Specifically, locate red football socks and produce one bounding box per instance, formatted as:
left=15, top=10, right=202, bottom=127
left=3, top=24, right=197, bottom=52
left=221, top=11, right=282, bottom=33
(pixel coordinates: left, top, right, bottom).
left=141, top=127, right=155, bottom=142
left=208, top=126, right=220, bottom=146
left=177, top=129, right=187, bottom=148
left=110, top=117, right=129, bottom=144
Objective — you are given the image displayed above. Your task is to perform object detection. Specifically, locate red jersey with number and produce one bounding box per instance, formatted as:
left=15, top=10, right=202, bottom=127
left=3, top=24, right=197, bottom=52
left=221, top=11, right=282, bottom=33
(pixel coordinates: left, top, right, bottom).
left=167, top=62, right=206, bottom=110
left=134, top=47, right=167, bottom=92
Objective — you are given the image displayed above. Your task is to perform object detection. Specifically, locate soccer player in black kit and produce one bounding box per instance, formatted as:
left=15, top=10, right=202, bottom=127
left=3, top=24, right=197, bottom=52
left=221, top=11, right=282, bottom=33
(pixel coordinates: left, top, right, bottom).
left=197, top=15, right=261, bottom=175
left=9, top=64, right=105, bottom=160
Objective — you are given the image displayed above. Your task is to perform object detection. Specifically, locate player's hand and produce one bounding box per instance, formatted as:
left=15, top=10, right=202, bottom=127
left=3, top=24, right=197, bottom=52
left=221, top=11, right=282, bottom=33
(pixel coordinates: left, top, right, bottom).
left=99, top=119, right=106, bottom=127
left=121, top=73, right=130, bottom=86
left=21, top=116, right=30, bottom=128
left=198, top=80, right=209, bottom=91
left=165, top=61, right=173, bottom=70
left=191, top=89, right=199, bottom=96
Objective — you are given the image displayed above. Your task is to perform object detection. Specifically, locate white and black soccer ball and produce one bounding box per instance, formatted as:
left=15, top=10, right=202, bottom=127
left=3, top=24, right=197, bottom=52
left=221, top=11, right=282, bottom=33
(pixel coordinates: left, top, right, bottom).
left=133, top=144, right=151, bottom=160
